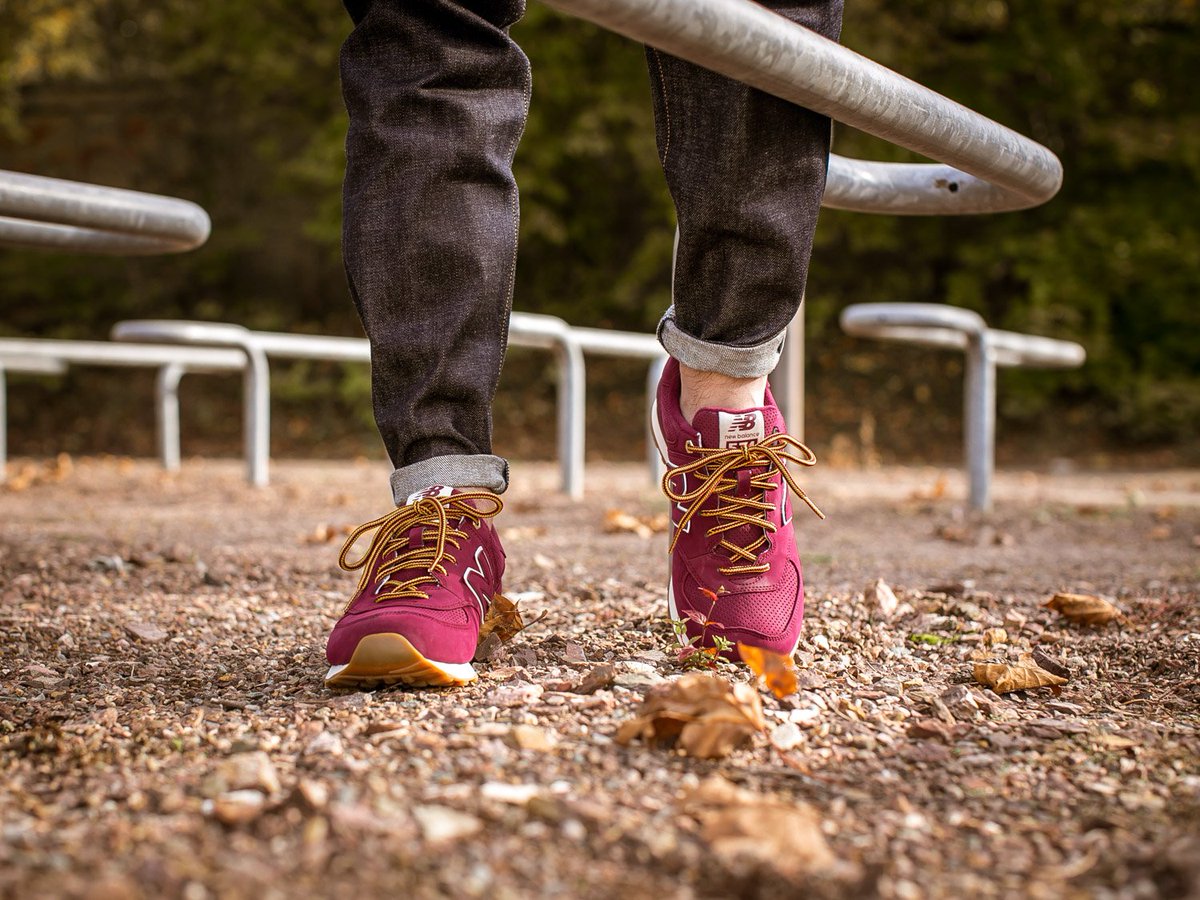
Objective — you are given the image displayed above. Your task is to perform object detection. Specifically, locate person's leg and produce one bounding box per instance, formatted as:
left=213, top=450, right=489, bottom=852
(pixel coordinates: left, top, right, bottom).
left=646, top=0, right=843, bottom=417
left=341, top=0, right=531, bottom=504
left=328, top=0, right=529, bottom=688
left=648, top=1, right=842, bottom=661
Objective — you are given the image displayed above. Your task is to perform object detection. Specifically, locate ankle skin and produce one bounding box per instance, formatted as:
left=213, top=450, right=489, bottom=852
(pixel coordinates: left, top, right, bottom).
left=677, top=363, right=768, bottom=424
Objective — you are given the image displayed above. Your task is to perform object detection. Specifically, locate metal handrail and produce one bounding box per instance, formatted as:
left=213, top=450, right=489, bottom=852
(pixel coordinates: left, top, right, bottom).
left=540, top=0, right=1063, bottom=215
left=839, top=303, right=1085, bottom=510
left=111, top=315, right=588, bottom=496
left=0, top=339, right=244, bottom=483
left=0, top=169, right=211, bottom=255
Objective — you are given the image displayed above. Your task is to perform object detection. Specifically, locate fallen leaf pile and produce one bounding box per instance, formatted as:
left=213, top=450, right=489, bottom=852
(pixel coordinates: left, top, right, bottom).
left=737, top=642, right=798, bottom=698
left=603, top=508, right=668, bottom=539
left=2, top=453, right=74, bottom=492
left=1045, top=592, right=1121, bottom=625
left=678, top=776, right=837, bottom=881
left=615, top=673, right=765, bottom=759
left=974, top=661, right=1068, bottom=694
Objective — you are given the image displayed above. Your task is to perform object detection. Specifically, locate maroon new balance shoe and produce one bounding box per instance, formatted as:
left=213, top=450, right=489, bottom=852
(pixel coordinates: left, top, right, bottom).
left=652, top=359, right=824, bottom=660
left=325, top=486, right=504, bottom=688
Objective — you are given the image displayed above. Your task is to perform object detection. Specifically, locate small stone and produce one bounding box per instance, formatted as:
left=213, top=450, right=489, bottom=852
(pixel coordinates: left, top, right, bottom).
left=413, top=805, right=482, bottom=844
left=480, top=782, right=541, bottom=805
left=572, top=664, right=616, bottom=694
left=124, top=622, right=169, bottom=643
left=561, top=642, right=588, bottom=664
left=769, top=722, right=804, bottom=751
left=789, top=707, right=822, bottom=726
left=561, top=819, right=587, bottom=841
left=210, top=790, right=266, bottom=825
left=941, top=684, right=979, bottom=716
left=507, top=725, right=556, bottom=751
left=796, top=671, right=827, bottom=691
left=297, top=779, right=329, bottom=810
left=618, top=660, right=658, bottom=676
left=91, top=555, right=127, bottom=574
left=866, top=578, right=899, bottom=620
left=613, top=672, right=666, bottom=689
left=304, top=731, right=344, bottom=757
left=485, top=682, right=544, bottom=707
left=213, top=751, right=280, bottom=795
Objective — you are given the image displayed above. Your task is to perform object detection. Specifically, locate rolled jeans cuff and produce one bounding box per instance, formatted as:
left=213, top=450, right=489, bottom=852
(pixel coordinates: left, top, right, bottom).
left=656, top=305, right=786, bottom=378
left=390, top=453, right=510, bottom=505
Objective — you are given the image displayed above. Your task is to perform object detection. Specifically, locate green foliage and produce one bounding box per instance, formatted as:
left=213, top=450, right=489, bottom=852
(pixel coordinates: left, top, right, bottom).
left=0, top=0, right=1196, bottom=458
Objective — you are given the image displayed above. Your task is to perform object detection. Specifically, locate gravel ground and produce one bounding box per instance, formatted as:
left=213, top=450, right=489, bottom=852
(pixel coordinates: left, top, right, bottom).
left=2, top=457, right=1198, bottom=900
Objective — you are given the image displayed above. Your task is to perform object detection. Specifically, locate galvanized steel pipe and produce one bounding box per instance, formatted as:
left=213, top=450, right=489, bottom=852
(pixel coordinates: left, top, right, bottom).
left=0, top=169, right=210, bottom=254
left=540, top=0, right=1063, bottom=214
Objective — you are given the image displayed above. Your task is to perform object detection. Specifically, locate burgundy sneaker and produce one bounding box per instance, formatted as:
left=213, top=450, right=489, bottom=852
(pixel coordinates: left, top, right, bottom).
left=651, top=358, right=823, bottom=660
left=324, top=486, right=505, bottom=688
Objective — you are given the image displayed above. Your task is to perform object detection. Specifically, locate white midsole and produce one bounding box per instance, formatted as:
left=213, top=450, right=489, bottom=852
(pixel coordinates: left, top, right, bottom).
left=323, top=658, right=477, bottom=683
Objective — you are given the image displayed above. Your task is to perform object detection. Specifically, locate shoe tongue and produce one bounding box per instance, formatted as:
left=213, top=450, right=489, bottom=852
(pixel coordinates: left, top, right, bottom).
left=399, top=485, right=457, bottom=557
left=691, top=406, right=782, bottom=449
left=690, top=407, right=783, bottom=568
left=405, top=484, right=455, bottom=505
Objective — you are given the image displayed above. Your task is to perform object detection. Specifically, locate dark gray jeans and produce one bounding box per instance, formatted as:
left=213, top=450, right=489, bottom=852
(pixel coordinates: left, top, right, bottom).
left=341, top=0, right=843, bottom=502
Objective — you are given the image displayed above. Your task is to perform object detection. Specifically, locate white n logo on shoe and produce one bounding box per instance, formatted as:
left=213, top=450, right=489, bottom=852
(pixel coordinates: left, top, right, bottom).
left=463, top=545, right=490, bottom=618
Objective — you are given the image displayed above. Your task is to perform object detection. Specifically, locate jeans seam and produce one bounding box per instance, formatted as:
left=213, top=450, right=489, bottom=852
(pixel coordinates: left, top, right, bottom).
left=651, top=48, right=672, bottom=166
left=504, top=55, right=532, bottom=332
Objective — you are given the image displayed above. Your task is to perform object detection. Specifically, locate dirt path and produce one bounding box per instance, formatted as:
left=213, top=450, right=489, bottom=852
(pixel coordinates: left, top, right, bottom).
left=2, top=458, right=1198, bottom=899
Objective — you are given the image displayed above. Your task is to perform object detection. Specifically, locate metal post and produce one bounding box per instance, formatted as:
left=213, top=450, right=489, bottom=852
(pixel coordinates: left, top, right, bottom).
left=243, top=345, right=271, bottom=488
left=556, top=339, right=586, bottom=499
left=646, top=355, right=668, bottom=483
left=964, top=333, right=996, bottom=512
left=0, top=367, right=7, bottom=484
left=769, top=307, right=805, bottom=441
left=155, top=363, right=186, bottom=472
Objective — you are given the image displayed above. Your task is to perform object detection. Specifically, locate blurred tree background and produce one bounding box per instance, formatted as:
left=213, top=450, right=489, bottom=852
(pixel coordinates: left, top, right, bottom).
left=1, top=0, right=1197, bottom=467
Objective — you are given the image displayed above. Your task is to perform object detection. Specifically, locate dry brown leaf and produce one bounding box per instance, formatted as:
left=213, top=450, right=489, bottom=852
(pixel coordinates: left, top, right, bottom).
left=982, top=627, right=1008, bottom=645
left=678, top=776, right=836, bottom=880
left=304, top=523, right=349, bottom=544
left=615, top=672, right=765, bottom=759
left=477, top=594, right=526, bottom=647
left=603, top=508, right=668, bottom=539
left=1045, top=592, right=1121, bottom=626
left=738, top=643, right=799, bottom=698
left=973, top=662, right=1067, bottom=694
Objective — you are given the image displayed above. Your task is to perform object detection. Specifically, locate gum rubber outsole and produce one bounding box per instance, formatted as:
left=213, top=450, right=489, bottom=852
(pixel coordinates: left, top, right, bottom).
left=324, top=633, right=477, bottom=689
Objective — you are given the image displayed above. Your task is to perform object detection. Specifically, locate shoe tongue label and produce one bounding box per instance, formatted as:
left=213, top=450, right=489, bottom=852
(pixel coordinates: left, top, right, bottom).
left=405, top=484, right=454, bottom=505
left=718, top=411, right=765, bottom=449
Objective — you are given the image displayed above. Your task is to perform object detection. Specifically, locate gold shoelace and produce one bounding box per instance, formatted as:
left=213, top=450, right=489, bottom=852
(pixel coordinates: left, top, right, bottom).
left=338, top=491, right=502, bottom=612
left=663, top=434, right=825, bottom=576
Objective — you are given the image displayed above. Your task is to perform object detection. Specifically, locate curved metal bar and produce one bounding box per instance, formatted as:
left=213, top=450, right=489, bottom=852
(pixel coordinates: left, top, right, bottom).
left=0, top=169, right=211, bottom=254
left=540, top=0, right=1063, bottom=213
left=824, top=157, right=1046, bottom=216
left=840, top=303, right=1085, bottom=368
left=112, top=321, right=270, bottom=486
